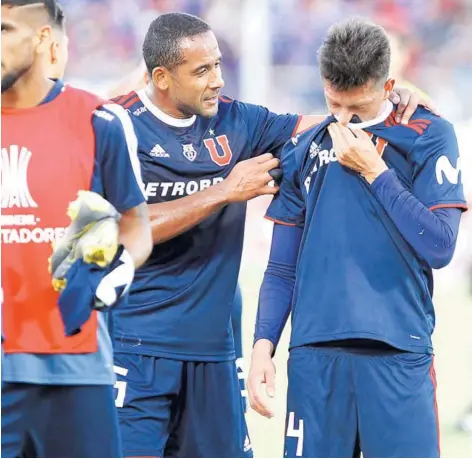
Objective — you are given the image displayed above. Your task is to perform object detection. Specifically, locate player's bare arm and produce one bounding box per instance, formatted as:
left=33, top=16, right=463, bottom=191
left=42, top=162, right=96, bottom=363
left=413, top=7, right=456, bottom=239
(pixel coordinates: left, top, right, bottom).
left=148, top=153, right=279, bottom=244
left=119, top=202, right=152, bottom=268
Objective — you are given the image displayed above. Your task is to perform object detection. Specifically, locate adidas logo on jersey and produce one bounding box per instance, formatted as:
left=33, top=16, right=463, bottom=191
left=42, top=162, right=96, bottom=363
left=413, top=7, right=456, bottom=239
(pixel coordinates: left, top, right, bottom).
left=309, top=141, right=321, bottom=158
left=149, top=144, right=169, bottom=158
left=133, top=106, right=147, bottom=117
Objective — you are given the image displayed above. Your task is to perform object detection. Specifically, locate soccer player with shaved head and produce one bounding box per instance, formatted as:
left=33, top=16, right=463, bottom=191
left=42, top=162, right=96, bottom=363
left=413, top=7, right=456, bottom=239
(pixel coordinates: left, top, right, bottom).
left=1, top=1, right=152, bottom=456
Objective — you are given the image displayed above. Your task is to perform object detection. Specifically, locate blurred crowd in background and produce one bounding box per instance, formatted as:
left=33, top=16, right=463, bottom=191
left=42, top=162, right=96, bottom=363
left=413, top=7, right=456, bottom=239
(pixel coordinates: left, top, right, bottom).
left=62, top=0, right=472, bottom=121
left=59, top=0, right=472, bottom=453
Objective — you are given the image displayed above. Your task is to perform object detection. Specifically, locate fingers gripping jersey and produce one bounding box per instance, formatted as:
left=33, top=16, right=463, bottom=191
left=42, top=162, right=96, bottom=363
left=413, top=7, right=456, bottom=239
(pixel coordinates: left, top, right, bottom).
left=112, top=90, right=299, bottom=360
left=267, top=103, right=466, bottom=354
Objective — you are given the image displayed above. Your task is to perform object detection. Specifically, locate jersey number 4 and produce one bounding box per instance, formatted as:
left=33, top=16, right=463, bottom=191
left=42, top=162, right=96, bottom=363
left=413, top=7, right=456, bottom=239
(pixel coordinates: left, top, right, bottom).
left=204, top=135, right=233, bottom=166
left=286, top=411, right=304, bottom=457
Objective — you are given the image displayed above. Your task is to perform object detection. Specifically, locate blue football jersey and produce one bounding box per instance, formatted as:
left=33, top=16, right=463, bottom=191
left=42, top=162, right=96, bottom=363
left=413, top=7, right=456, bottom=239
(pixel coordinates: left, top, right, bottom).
left=266, top=102, right=466, bottom=354
left=111, top=90, right=299, bottom=361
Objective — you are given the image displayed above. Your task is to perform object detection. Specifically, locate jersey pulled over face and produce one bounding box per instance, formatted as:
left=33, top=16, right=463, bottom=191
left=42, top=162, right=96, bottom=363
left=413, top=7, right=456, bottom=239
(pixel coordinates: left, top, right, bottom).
left=267, top=102, right=466, bottom=354
left=111, top=90, right=299, bottom=361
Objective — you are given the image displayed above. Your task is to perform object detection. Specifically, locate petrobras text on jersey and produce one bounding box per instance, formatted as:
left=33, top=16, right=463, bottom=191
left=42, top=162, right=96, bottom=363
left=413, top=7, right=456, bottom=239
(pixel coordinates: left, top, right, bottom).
left=304, top=147, right=338, bottom=193
left=144, top=177, right=224, bottom=199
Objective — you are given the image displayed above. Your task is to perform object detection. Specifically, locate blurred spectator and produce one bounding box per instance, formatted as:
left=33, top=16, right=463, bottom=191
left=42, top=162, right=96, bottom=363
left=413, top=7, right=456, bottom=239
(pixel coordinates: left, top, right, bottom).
left=61, top=0, right=471, bottom=121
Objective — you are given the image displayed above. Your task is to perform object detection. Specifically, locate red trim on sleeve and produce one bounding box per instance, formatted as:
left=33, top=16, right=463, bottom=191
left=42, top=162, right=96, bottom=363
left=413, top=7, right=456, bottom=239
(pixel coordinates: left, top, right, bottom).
left=123, top=95, right=140, bottom=109
left=264, top=215, right=297, bottom=226
left=112, top=91, right=136, bottom=106
left=218, top=95, right=233, bottom=103
left=429, top=203, right=468, bottom=211
left=291, top=115, right=303, bottom=137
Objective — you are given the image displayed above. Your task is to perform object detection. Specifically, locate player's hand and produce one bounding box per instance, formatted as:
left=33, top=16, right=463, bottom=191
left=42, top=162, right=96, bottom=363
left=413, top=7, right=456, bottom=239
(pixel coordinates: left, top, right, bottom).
left=247, top=339, right=276, bottom=418
left=221, top=153, right=280, bottom=203
left=50, top=191, right=134, bottom=309
left=389, top=87, right=439, bottom=124
left=328, top=123, right=388, bottom=184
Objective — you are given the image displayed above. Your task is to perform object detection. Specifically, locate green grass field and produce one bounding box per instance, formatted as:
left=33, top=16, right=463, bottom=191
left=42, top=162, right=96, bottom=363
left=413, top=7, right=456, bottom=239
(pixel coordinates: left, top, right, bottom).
left=238, top=236, right=472, bottom=458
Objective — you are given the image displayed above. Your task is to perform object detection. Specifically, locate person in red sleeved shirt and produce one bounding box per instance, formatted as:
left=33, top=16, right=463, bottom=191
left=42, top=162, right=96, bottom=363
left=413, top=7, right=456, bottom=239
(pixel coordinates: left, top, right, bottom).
left=1, top=1, right=152, bottom=457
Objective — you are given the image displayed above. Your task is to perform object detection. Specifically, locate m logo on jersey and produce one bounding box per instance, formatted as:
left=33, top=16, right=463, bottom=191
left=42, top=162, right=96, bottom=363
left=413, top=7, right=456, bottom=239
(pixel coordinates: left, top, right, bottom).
left=1, top=145, right=38, bottom=208
left=435, top=155, right=461, bottom=185
left=182, top=144, right=197, bottom=162
left=203, top=134, right=233, bottom=166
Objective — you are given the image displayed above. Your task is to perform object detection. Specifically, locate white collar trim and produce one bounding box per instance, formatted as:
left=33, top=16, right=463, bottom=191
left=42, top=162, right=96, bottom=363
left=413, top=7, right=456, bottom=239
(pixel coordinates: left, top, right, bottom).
left=137, top=89, right=196, bottom=127
left=336, top=100, right=393, bottom=129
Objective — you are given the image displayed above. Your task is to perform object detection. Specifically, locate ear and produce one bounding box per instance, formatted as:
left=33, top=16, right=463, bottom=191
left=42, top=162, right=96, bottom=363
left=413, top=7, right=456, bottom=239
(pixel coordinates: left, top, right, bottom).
left=151, top=66, right=169, bottom=91
left=34, top=25, right=53, bottom=55
left=50, top=41, right=58, bottom=64
left=383, top=78, right=395, bottom=100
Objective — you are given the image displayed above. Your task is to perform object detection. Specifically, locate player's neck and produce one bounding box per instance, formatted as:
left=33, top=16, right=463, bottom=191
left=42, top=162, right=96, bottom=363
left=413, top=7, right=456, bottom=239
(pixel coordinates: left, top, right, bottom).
left=144, top=85, right=193, bottom=120
left=1, top=72, right=55, bottom=109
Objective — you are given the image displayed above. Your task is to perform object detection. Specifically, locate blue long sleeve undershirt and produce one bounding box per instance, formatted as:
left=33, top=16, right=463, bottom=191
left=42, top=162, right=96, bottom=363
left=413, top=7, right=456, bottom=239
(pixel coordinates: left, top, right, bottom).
left=254, top=224, right=302, bottom=351
left=370, top=169, right=462, bottom=269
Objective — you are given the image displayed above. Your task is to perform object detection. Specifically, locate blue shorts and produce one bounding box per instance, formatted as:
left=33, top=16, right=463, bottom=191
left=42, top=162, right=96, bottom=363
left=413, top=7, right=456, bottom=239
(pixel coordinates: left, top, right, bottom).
left=285, top=346, right=440, bottom=458
left=231, top=284, right=248, bottom=412
left=114, top=353, right=252, bottom=458
left=1, top=383, right=121, bottom=458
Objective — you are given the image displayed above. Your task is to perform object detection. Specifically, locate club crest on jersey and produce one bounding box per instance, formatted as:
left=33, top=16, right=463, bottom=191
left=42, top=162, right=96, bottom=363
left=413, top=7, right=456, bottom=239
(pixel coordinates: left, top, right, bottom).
left=182, top=144, right=197, bottom=162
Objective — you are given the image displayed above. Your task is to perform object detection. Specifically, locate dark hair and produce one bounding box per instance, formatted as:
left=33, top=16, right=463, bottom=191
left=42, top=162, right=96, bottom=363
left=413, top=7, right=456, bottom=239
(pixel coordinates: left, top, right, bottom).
left=318, top=18, right=391, bottom=91
left=53, top=3, right=65, bottom=30
left=3, top=0, right=64, bottom=28
left=143, top=12, right=211, bottom=73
